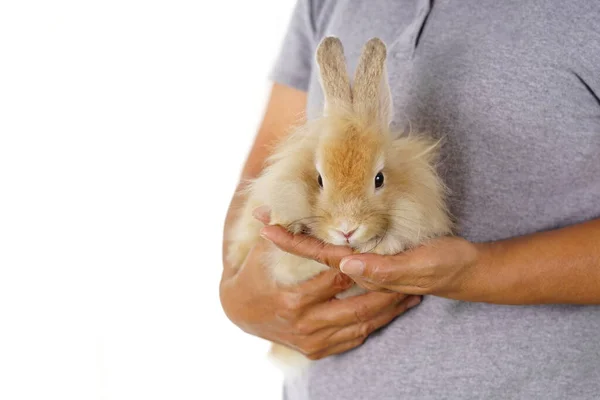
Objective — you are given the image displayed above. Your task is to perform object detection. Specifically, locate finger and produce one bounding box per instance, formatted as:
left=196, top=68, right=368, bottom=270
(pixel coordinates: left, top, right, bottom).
left=306, top=296, right=421, bottom=360
left=306, top=337, right=365, bottom=360
left=340, top=253, right=408, bottom=284
left=319, top=295, right=420, bottom=344
left=298, top=291, right=408, bottom=332
left=351, top=277, right=393, bottom=292
left=289, top=269, right=354, bottom=305
left=252, top=205, right=271, bottom=224
left=260, top=224, right=354, bottom=269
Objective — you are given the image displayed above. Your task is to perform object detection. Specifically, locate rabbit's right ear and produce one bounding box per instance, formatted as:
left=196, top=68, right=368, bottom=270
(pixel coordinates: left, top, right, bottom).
left=316, top=37, right=353, bottom=113
left=352, top=38, right=393, bottom=128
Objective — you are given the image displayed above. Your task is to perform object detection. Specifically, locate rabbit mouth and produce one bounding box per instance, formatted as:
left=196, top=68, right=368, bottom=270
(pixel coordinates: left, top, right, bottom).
left=354, top=235, right=383, bottom=252
left=300, top=224, right=388, bottom=252
left=355, top=224, right=390, bottom=253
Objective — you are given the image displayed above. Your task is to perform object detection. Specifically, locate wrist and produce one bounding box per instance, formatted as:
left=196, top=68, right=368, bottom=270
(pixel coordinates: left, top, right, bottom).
left=465, top=241, right=496, bottom=302
left=445, top=240, right=499, bottom=302
left=458, top=240, right=526, bottom=304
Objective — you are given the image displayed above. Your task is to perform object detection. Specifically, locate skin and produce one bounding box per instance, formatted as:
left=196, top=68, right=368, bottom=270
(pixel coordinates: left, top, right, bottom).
left=220, top=83, right=421, bottom=360
left=260, top=217, right=600, bottom=305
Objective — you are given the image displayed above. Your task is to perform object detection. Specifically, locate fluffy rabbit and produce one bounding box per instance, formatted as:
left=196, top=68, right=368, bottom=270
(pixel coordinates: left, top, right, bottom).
left=226, top=37, right=452, bottom=374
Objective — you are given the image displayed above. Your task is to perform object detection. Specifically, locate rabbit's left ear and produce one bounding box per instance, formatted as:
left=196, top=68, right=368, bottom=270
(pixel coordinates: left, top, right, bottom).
left=352, top=38, right=394, bottom=128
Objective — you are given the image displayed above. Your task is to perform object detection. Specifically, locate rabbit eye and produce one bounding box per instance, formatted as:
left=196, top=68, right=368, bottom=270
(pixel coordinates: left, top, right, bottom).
left=318, top=174, right=323, bottom=188
left=375, top=172, right=384, bottom=189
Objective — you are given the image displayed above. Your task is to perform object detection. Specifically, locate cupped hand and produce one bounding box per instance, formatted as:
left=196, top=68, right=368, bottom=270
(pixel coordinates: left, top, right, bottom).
left=260, top=223, right=484, bottom=300
left=220, top=210, right=421, bottom=360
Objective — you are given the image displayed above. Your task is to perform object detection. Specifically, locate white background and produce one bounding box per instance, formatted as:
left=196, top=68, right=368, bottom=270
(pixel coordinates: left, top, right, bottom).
left=0, top=1, right=296, bottom=399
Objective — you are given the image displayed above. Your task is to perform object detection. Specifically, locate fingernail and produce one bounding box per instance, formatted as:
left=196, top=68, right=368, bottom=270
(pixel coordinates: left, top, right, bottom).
left=253, top=206, right=271, bottom=221
left=406, top=296, right=422, bottom=309
left=259, top=227, right=270, bottom=240
left=340, top=259, right=365, bottom=275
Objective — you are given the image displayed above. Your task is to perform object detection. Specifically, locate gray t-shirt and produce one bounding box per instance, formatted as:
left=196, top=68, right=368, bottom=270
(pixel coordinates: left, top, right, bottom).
left=270, top=0, right=600, bottom=399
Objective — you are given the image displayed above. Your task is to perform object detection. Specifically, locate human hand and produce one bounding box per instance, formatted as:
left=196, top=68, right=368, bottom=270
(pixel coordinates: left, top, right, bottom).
left=260, top=224, right=484, bottom=300
left=219, top=210, right=422, bottom=360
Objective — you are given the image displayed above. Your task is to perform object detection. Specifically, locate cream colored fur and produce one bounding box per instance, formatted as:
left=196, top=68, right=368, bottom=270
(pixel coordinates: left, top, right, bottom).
left=225, top=37, right=452, bottom=374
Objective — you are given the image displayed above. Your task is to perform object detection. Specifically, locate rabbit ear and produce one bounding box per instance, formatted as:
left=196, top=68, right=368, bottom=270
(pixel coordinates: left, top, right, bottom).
left=352, top=38, right=394, bottom=128
left=316, top=37, right=353, bottom=113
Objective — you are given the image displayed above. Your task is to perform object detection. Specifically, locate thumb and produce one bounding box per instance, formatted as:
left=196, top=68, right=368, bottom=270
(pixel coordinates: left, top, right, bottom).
left=339, top=253, right=404, bottom=283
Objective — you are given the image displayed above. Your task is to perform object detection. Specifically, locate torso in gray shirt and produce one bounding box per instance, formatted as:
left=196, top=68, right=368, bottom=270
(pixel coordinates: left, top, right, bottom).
left=269, top=0, right=600, bottom=398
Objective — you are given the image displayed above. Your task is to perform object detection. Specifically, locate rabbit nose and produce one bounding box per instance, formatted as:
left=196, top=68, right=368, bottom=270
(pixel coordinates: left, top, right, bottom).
left=337, top=228, right=357, bottom=239
left=335, top=220, right=358, bottom=241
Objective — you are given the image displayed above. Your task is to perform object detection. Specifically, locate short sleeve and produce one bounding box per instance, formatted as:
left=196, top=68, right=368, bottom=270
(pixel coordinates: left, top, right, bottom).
left=269, top=0, right=316, bottom=92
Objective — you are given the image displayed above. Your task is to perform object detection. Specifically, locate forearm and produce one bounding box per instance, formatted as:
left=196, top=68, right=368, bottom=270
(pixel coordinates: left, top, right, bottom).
left=467, top=218, right=600, bottom=305
left=220, top=135, right=263, bottom=266
left=220, top=150, right=270, bottom=270
left=221, top=83, right=307, bottom=268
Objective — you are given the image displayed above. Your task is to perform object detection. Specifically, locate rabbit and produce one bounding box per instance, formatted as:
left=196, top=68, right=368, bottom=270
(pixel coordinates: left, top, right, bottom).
left=225, top=37, right=452, bottom=375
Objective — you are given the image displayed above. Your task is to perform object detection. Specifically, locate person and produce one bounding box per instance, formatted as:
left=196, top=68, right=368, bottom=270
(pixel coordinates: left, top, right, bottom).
left=220, top=1, right=600, bottom=398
